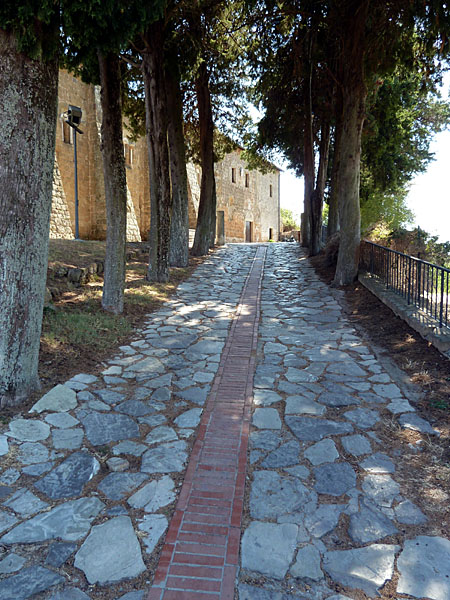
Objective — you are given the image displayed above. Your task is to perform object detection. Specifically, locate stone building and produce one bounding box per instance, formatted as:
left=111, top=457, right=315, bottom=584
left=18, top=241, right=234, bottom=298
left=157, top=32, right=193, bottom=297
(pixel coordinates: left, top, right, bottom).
left=51, top=70, right=280, bottom=243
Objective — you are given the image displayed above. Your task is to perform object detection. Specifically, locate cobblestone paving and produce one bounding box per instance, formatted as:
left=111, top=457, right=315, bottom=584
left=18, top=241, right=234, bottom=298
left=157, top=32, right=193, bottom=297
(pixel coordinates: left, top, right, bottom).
left=0, top=243, right=449, bottom=600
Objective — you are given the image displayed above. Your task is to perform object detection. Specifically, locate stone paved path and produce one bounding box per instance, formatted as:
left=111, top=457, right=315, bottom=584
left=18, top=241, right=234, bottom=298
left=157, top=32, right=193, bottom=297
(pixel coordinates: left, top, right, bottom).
left=0, top=243, right=449, bottom=600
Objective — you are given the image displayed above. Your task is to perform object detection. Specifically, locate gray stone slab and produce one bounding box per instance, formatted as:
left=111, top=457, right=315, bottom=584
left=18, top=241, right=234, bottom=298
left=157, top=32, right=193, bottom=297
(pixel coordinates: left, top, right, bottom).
left=349, top=499, right=398, bottom=543
left=138, top=414, right=167, bottom=427
left=52, top=428, right=84, bottom=450
left=362, top=474, right=401, bottom=508
left=252, top=408, right=281, bottom=429
left=285, top=367, right=318, bottom=384
left=327, top=361, right=366, bottom=377
left=0, top=469, right=20, bottom=485
left=22, top=462, right=53, bottom=476
left=94, top=389, right=126, bottom=404
left=125, top=356, right=164, bottom=373
left=116, top=592, right=145, bottom=600
left=249, top=430, right=281, bottom=451
left=253, top=389, right=282, bottom=406
left=304, top=439, right=339, bottom=465
left=48, top=589, right=91, bottom=600
left=30, top=384, right=77, bottom=413
left=286, top=416, right=353, bottom=441
left=397, top=536, right=450, bottom=600
left=128, top=475, right=175, bottom=511
left=323, top=544, right=399, bottom=597
left=344, top=407, right=380, bottom=429
left=0, top=565, right=64, bottom=600
left=386, top=399, right=415, bottom=414
left=0, top=510, right=18, bottom=535
left=3, top=488, right=48, bottom=517
left=189, top=340, right=224, bottom=354
left=80, top=412, right=139, bottom=446
left=17, top=441, right=49, bottom=464
left=45, top=413, right=79, bottom=428
left=74, top=516, right=145, bottom=584
left=8, top=419, right=50, bottom=442
left=175, top=386, right=209, bottom=405
left=261, top=441, right=300, bottom=468
left=313, top=463, right=356, bottom=496
left=1, top=497, right=104, bottom=543
left=341, top=434, right=372, bottom=456
left=285, top=396, right=326, bottom=416
left=141, top=440, right=188, bottom=473
left=35, top=451, right=99, bottom=499
left=317, top=391, right=360, bottom=407
left=46, top=541, right=78, bottom=567
left=174, top=408, right=202, bottom=428
left=98, top=473, right=148, bottom=500
left=399, top=413, right=439, bottom=435
left=238, top=583, right=309, bottom=600
left=145, top=426, right=178, bottom=445
left=360, top=452, right=395, bottom=474
left=112, top=441, right=147, bottom=456
left=373, top=383, right=402, bottom=399
left=304, top=348, right=350, bottom=362
left=0, top=435, right=8, bottom=456
left=116, top=400, right=155, bottom=417
left=284, top=465, right=310, bottom=480
left=394, top=500, right=427, bottom=525
left=250, top=471, right=315, bottom=519
left=137, top=514, right=168, bottom=553
left=305, top=504, right=345, bottom=538
left=0, top=553, right=26, bottom=574
left=241, top=521, right=297, bottom=579
left=290, top=544, right=324, bottom=580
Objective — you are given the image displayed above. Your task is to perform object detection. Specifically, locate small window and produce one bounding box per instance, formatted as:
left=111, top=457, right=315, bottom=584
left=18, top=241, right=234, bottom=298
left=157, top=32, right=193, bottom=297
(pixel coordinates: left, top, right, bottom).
left=231, top=167, right=236, bottom=183
left=63, top=120, right=72, bottom=144
left=245, top=173, right=249, bottom=188
left=124, top=143, right=133, bottom=167
left=269, top=184, right=273, bottom=197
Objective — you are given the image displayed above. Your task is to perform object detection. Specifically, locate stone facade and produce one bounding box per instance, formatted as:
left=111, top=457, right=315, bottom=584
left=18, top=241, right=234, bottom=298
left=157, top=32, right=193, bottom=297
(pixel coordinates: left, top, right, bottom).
left=51, top=71, right=280, bottom=243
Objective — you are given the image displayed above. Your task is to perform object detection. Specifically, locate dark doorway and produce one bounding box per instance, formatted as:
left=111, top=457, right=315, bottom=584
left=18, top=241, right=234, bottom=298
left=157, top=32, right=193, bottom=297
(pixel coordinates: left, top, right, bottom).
left=245, top=221, right=253, bottom=242
left=269, top=228, right=273, bottom=241
left=217, top=211, right=225, bottom=245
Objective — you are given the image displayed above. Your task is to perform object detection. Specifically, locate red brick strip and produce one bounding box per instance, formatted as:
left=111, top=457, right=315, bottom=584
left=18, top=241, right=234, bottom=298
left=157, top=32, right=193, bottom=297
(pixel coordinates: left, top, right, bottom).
left=146, top=246, right=266, bottom=600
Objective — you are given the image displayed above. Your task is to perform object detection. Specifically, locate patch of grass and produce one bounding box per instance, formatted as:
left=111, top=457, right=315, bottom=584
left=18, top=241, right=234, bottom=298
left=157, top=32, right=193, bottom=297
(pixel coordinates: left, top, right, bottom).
left=42, top=308, right=132, bottom=352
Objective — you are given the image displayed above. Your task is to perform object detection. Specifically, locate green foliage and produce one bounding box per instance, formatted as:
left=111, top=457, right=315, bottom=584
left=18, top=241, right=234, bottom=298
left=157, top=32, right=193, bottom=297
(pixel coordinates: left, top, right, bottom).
left=280, top=208, right=299, bottom=230
left=0, top=1, right=60, bottom=60
left=360, top=68, right=450, bottom=233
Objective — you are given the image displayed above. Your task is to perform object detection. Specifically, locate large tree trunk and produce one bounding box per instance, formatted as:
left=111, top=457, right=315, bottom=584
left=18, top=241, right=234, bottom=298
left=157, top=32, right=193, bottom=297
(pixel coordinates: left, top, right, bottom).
left=301, top=34, right=314, bottom=250
left=309, top=121, right=331, bottom=256
left=142, top=20, right=172, bottom=282
left=333, top=1, right=368, bottom=286
left=98, top=52, right=127, bottom=313
left=0, top=29, right=58, bottom=407
left=327, top=122, right=342, bottom=238
left=166, top=60, right=189, bottom=267
left=191, top=62, right=216, bottom=257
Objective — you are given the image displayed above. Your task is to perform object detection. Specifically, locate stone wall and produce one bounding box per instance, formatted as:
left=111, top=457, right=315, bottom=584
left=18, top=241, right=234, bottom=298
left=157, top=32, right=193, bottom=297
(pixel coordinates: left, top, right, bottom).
left=50, top=159, right=74, bottom=239
left=214, top=151, right=280, bottom=242
left=51, top=71, right=280, bottom=244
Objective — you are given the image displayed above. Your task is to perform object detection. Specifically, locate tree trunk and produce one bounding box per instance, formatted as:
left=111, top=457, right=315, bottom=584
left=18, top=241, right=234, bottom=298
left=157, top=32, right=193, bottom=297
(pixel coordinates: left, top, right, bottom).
left=309, top=121, right=331, bottom=256
left=142, top=21, right=172, bottom=282
left=301, top=29, right=315, bottom=249
left=327, top=123, right=342, bottom=238
left=191, top=62, right=216, bottom=257
left=0, top=29, right=58, bottom=407
left=333, top=1, right=368, bottom=286
left=98, top=51, right=127, bottom=313
left=166, top=60, right=189, bottom=267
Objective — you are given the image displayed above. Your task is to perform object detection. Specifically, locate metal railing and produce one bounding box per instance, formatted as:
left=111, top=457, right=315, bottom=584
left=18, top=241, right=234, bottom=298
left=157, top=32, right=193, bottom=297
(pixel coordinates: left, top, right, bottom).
left=360, top=240, right=450, bottom=330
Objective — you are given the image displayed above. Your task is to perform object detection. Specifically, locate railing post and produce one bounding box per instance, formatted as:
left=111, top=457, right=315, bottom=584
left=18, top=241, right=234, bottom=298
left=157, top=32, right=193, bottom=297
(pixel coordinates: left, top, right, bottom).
left=407, top=256, right=411, bottom=305
left=370, top=243, right=374, bottom=275
left=440, top=269, right=445, bottom=328
left=386, top=251, right=390, bottom=289
left=417, top=261, right=422, bottom=307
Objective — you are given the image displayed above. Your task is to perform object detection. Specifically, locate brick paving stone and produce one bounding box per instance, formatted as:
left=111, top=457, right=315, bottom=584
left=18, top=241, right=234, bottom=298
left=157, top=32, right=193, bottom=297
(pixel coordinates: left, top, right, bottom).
left=147, top=247, right=266, bottom=599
